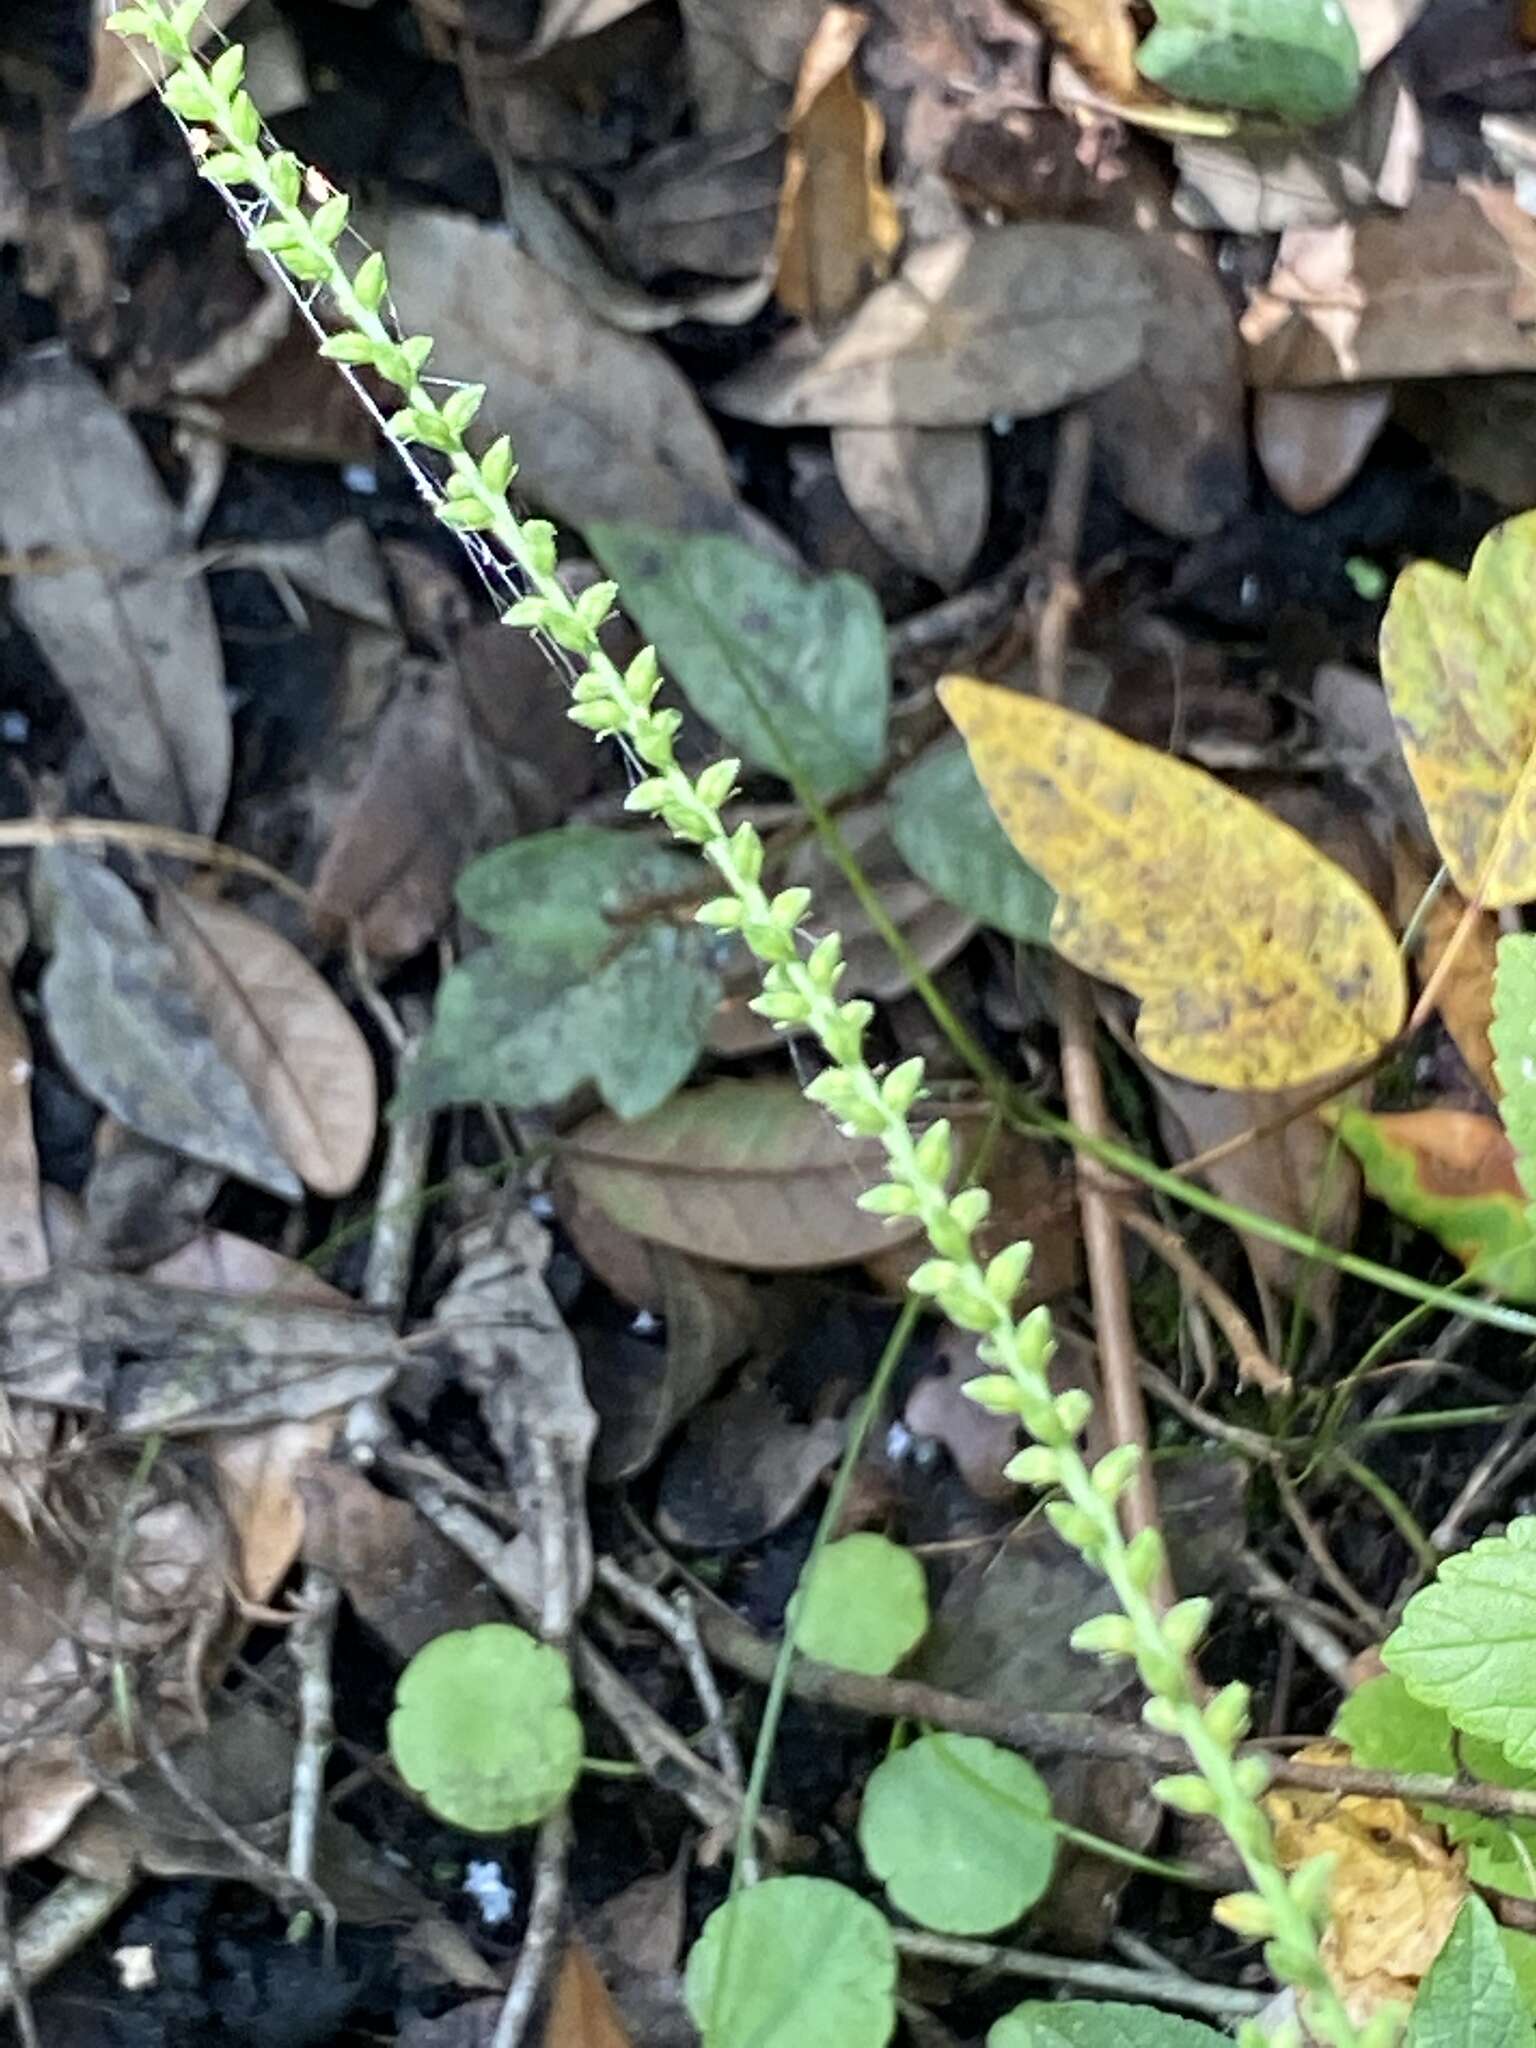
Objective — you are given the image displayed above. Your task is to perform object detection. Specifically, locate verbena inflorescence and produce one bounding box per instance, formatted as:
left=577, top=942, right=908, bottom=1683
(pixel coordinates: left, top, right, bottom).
left=105, top=7, right=1391, bottom=2040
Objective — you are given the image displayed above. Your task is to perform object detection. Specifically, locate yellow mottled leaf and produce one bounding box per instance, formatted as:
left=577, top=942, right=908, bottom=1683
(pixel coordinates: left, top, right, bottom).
left=1267, top=1740, right=1467, bottom=2023
left=1381, top=508, right=1536, bottom=906
left=938, top=676, right=1406, bottom=1090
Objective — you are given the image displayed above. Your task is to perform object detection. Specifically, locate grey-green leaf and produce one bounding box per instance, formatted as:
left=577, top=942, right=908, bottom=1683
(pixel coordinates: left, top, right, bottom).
left=1136, top=0, right=1361, bottom=126
left=36, top=849, right=299, bottom=1199
left=587, top=524, right=889, bottom=801
left=455, top=827, right=701, bottom=967
left=1494, top=932, right=1536, bottom=1210
left=858, top=1733, right=1055, bottom=1934
left=403, top=923, right=718, bottom=1122
left=889, top=741, right=1055, bottom=944
left=988, top=2002, right=1231, bottom=2048
left=1407, top=1899, right=1534, bottom=2048
left=1384, top=1517, right=1536, bottom=1768
left=685, top=1877, right=896, bottom=2048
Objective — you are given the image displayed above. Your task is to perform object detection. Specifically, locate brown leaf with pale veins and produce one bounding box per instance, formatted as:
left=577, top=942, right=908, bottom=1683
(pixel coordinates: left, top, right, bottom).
left=773, top=5, right=902, bottom=326
left=157, top=888, right=377, bottom=1197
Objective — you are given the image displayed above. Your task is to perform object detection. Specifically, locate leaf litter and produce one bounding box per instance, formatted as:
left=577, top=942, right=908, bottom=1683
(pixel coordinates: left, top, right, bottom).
left=21, top=0, right=1536, bottom=2036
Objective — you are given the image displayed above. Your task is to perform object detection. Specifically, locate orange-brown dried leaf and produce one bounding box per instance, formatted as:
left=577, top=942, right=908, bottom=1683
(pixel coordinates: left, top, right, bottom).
left=773, top=5, right=902, bottom=325
left=939, top=677, right=1407, bottom=1090
left=1027, top=0, right=1143, bottom=100
left=1267, top=1739, right=1467, bottom=2022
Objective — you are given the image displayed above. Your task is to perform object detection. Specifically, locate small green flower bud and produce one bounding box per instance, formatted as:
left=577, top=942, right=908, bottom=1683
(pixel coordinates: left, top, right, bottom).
left=172, top=0, right=205, bottom=35
left=695, top=759, right=740, bottom=811
left=199, top=149, right=251, bottom=183
left=1124, top=1526, right=1167, bottom=1594
left=937, top=1285, right=1001, bottom=1334
left=1070, top=1613, right=1136, bottom=1659
left=163, top=64, right=214, bottom=120
left=982, top=1240, right=1032, bottom=1307
left=1141, top=1696, right=1181, bottom=1735
left=1003, top=1445, right=1058, bottom=1487
left=728, top=821, right=763, bottom=886
left=1052, top=1388, right=1093, bottom=1439
left=440, top=383, right=486, bottom=435
left=567, top=699, right=625, bottom=732
left=1287, top=1852, right=1337, bottom=1927
left=770, top=886, right=812, bottom=928
left=1045, top=1500, right=1101, bottom=1552
left=907, top=1259, right=958, bottom=1299
left=400, top=334, right=435, bottom=374
left=504, top=595, right=553, bottom=630
left=518, top=520, right=557, bottom=577
left=913, top=1118, right=953, bottom=1187
left=881, top=1056, right=925, bottom=1116
left=1089, top=1443, right=1141, bottom=1503
left=438, top=499, right=495, bottom=531
left=1231, top=1755, right=1271, bottom=1801
left=227, top=87, right=260, bottom=144
left=208, top=41, right=245, bottom=94
left=404, top=407, right=458, bottom=453
left=1211, top=1892, right=1276, bottom=1940
left=576, top=579, right=619, bottom=630
left=803, top=1069, right=861, bottom=1119
left=748, top=990, right=811, bottom=1024
left=622, top=778, right=668, bottom=814
left=1136, top=1646, right=1186, bottom=1698
left=1153, top=1774, right=1217, bottom=1818
left=694, top=895, right=744, bottom=930
left=948, top=1188, right=991, bottom=1237
left=318, top=331, right=376, bottom=365
left=1202, top=1681, right=1251, bottom=1749
left=806, top=932, right=843, bottom=992
left=1263, top=1943, right=1326, bottom=1994
left=279, top=246, right=334, bottom=282
left=964, top=1374, right=1024, bottom=1415
left=311, top=192, right=350, bottom=246
left=1016, top=1303, right=1054, bottom=1368
left=1161, top=1596, right=1212, bottom=1658
left=354, top=249, right=388, bottom=311
left=267, top=152, right=302, bottom=205
left=857, top=1182, right=921, bottom=1218
left=250, top=219, right=300, bottom=254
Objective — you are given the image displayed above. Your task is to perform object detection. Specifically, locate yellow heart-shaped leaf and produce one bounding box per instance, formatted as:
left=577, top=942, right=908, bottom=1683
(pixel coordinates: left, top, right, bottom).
left=938, top=676, right=1406, bottom=1090
left=1381, top=508, right=1536, bottom=907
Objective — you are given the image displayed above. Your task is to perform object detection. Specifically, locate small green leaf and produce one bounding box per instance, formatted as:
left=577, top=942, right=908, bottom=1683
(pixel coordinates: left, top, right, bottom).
left=586, top=523, right=889, bottom=802
left=790, top=1534, right=928, bottom=1675
left=1386, top=1518, right=1536, bottom=1769
left=888, top=741, right=1055, bottom=945
left=858, top=1733, right=1055, bottom=1934
left=1494, top=933, right=1536, bottom=1210
left=1335, top=1673, right=1456, bottom=1778
left=685, top=1877, right=896, bottom=2048
left=388, top=1624, right=582, bottom=1832
left=1136, top=0, right=1360, bottom=125
left=1406, top=1898, right=1534, bottom=2048
left=454, top=826, right=696, bottom=962
left=988, top=2001, right=1231, bottom=2048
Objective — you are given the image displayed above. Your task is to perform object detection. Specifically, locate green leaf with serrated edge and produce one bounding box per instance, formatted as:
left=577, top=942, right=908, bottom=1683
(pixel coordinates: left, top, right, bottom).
left=1328, top=1105, right=1536, bottom=1300
left=400, top=923, right=718, bottom=1122
left=858, top=1734, right=1055, bottom=1934
left=586, top=523, right=889, bottom=802
left=1407, top=1898, right=1535, bottom=2048
left=789, top=1534, right=928, bottom=1675
left=888, top=741, right=1055, bottom=945
left=1334, top=1677, right=1536, bottom=1903
left=388, top=1624, right=582, bottom=1832
left=1494, top=932, right=1536, bottom=1209
left=1136, top=0, right=1360, bottom=125
left=685, top=1878, right=896, bottom=2048
left=1386, top=1518, right=1536, bottom=1770
left=987, top=2001, right=1230, bottom=2048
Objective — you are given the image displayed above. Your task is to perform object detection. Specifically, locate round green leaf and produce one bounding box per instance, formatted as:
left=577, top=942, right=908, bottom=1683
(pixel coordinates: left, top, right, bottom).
left=790, top=1535, right=928, bottom=1675
left=388, top=1623, right=582, bottom=1831
left=685, top=1877, right=896, bottom=2048
left=988, top=2001, right=1231, bottom=2048
left=889, top=741, right=1055, bottom=946
left=858, top=1733, right=1055, bottom=1933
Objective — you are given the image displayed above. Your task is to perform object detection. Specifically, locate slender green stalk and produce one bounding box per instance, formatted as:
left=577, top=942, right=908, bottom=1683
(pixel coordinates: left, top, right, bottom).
left=108, top=9, right=1402, bottom=2040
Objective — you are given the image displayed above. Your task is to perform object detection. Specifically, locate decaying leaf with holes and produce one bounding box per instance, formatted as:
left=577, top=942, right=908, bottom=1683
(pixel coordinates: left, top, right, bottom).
left=938, top=677, right=1406, bottom=1090
left=1266, top=1741, right=1467, bottom=2023
left=1380, top=508, right=1536, bottom=907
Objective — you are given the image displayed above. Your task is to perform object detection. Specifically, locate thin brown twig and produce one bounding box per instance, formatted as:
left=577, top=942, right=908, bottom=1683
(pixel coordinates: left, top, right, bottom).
left=1032, top=409, right=1163, bottom=1574
left=0, top=814, right=312, bottom=907
left=1118, top=1208, right=1287, bottom=1395
left=1272, top=1470, right=1388, bottom=1638
left=891, top=1930, right=1268, bottom=2022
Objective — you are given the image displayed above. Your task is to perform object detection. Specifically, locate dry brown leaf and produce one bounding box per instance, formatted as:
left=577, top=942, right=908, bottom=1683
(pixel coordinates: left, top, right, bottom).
left=1089, top=235, right=1246, bottom=540
left=773, top=6, right=902, bottom=326
left=831, top=424, right=989, bottom=587
left=1392, top=844, right=1498, bottom=1097
left=561, top=1077, right=923, bottom=1271
left=1027, top=0, right=1142, bottom=100
left=1254, top=385, right=1393, bottom=513
left=0, top=357, right=230, bottom=834
left=0, top=953, right=45, bottom=1285
left=544, top=1937, right=637, bottom=2048
left=373, top=206, right=754, bottom=538
left=1244, top=185, right=1536, bottom=387
left=714, top=223, right=1152, bottom=428
left=679, top=0, right=824, bottom=134
left=1267, top=1739, right=1467, bottom=2022
left=157, top=887, right=376, bottom=1198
